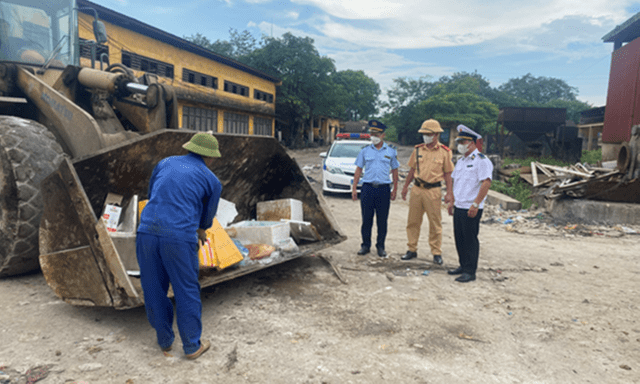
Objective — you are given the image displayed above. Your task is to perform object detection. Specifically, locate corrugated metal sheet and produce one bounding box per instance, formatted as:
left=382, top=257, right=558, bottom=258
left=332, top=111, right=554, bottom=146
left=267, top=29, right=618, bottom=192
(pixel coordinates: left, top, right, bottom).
left=602, top=37, right=640, bottom=143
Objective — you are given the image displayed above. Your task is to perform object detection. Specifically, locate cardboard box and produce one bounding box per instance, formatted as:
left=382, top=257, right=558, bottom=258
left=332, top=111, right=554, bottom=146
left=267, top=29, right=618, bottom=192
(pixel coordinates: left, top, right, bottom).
left=102, top=193, right=123, bottom=233
left=257, top=198, right=303, bottom=221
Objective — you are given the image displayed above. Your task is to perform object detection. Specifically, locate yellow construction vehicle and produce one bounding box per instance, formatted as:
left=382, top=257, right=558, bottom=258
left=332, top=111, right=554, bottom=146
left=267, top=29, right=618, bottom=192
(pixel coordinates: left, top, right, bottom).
left=0, top=0, right=344, bottom=308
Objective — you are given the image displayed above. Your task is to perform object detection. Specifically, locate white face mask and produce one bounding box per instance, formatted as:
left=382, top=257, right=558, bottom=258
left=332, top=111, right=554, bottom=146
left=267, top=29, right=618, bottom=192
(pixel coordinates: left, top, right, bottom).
left=371, top=136, right=382, bottom=145
left=457, top=143, right=468, bottom=154
left=423, top=135, right=434, bottom=144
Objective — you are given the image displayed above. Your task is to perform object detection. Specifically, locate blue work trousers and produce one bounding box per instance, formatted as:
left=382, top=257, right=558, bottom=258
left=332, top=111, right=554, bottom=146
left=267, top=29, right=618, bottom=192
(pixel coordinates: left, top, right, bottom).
left=360, top=183, right=391, bottom=250
left=136, top=233, right=202, bottom=355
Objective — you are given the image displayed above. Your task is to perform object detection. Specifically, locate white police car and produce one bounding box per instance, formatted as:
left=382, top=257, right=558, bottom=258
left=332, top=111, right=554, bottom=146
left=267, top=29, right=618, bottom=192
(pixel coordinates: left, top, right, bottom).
left=320, top=133, right=371, bottom=194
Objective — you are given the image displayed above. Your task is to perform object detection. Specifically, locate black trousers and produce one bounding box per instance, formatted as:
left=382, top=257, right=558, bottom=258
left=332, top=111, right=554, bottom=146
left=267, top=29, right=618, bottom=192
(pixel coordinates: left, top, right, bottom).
left=453, top=207, right=483, bottom=275
left=360, top=183, right=391, bottom=250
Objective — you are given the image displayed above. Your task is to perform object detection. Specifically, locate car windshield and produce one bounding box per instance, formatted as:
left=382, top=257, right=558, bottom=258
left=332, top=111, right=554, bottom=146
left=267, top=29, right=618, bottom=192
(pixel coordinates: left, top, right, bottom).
left=329, top=142, right=368, bottom=158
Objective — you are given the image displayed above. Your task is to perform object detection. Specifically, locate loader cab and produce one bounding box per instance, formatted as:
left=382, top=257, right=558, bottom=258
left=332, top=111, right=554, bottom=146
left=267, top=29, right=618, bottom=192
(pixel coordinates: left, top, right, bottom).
left=0, top=0, right=79, bottom=67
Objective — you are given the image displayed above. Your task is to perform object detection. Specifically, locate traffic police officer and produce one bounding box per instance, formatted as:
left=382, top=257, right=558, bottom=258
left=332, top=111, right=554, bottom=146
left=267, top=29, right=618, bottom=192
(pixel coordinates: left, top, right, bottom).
left=401, top=119, right=454, bottom=265
left=447, top=125, right=493, bottom=283
left=352, top=120, right=399, bottom=257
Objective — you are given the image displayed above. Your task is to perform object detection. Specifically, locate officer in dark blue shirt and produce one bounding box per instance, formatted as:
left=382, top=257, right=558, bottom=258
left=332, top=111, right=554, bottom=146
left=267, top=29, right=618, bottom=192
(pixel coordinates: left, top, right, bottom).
left=136, top=132, right=222, bottom=360
left=352, top=120, right=399, bottom=257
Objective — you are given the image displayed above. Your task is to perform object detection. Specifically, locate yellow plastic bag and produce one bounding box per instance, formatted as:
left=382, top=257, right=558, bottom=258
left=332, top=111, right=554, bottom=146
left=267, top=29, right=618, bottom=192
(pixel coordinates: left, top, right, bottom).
left=199, top=218, right=244, bottom=270
left=139, top=200, right=242, bottom=270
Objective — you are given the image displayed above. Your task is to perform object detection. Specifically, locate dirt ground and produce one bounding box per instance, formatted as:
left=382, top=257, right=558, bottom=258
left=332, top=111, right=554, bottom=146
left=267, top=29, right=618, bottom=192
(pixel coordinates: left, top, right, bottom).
left=1, top=144, right=639, bottom=384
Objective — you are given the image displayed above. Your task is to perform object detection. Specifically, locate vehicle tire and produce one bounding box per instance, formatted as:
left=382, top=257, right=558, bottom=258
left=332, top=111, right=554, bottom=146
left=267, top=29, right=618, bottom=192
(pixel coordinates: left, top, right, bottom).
left=0, top=116, right=66, bottom=277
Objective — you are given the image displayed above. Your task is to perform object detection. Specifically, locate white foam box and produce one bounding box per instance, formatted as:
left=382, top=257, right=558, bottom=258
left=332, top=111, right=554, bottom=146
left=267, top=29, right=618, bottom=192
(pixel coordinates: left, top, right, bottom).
left=229, top=220, right=290, bottom=246
left=256, top=198, right=303, bottom=222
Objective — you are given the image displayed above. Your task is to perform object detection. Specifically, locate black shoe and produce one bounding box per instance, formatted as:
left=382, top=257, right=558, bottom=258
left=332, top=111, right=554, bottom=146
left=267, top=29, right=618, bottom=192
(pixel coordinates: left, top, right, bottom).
left=455, top=273, right=476, bottom=283
left=377, top=248, right=387, bottom=258
left=433, top=255, right=443, bottom=265
left=447, top=267, right=463, bottom=275
left=401, top=251, right=417, bottom=260
left=357, top=247, right=370, bottom=255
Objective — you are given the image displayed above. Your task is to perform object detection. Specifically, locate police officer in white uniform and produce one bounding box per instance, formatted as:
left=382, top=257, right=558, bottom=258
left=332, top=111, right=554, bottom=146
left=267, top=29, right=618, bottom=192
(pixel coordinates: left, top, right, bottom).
left=447, top=125, right=493, bottom=283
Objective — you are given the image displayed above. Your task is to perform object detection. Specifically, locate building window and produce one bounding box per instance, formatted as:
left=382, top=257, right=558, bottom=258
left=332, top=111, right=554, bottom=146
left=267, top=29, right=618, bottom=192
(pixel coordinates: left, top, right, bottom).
left=224, top=81, right=249, bottom=97
left=79, top=38, right=109, bottom=64
left=182, top=68, right=218, bottom=89
left=183, top=106, right=217, bottom=132
left=121, top=50, right=174, bottom=79
left=254, top=89, right=274, bottom=103
left=224, top=112, right=249, bottom=134
left=254, top=117, right=272, bottom=136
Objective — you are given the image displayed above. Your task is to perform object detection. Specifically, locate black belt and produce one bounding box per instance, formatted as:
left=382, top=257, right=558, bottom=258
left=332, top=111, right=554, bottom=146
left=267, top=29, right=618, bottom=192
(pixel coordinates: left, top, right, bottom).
left=364, top=182, right=390, bottom=188
left=414, top=179, right=441, bottom=189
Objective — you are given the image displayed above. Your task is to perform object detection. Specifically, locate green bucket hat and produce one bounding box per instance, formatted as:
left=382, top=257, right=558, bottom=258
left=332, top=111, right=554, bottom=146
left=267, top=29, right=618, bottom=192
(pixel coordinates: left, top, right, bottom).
left=182, top=133, right=221, bottom=158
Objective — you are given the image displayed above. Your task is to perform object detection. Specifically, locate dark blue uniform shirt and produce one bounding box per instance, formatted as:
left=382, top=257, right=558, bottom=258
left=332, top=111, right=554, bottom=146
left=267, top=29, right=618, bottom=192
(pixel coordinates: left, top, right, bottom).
left=138, top=152, right=222, bottom=243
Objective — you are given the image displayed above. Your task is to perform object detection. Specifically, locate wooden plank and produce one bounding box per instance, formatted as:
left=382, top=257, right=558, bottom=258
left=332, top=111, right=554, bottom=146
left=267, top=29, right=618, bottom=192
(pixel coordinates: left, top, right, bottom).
left=531, top=162, right=539, bottom=187
left=318, top=254, right=348, bottom=284
left=535, top=162, right=554, bottom=177
left=542, top=164, right=593, bottom=178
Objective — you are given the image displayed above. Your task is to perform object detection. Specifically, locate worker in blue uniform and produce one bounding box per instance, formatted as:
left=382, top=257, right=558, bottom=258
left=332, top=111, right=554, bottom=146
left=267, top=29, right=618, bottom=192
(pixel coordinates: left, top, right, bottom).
left=352, top=120, right=399, bottom=257
left=136, top=132, right=222, bottom=359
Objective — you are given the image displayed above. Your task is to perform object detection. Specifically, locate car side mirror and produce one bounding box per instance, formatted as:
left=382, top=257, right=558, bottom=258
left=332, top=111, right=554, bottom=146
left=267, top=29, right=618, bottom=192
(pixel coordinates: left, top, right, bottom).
left=320, top=152, right=327, bottom=158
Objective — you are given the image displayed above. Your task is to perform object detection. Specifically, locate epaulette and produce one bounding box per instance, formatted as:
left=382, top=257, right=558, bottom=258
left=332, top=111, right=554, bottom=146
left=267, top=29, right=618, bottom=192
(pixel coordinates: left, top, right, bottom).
left=441, top=144, right=451, bottom=152
left=478, top=153, right=486, bottom=159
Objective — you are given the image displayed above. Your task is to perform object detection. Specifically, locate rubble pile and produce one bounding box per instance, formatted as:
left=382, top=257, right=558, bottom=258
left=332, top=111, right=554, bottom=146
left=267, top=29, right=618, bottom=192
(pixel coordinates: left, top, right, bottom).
left=513, top=162, right=622, bottom=200
left=481, top=204, right=640, bottom=237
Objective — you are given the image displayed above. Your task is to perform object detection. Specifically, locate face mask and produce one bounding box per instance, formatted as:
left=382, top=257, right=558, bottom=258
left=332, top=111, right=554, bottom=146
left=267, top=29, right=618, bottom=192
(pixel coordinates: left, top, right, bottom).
left=457, top=143, right=468, bottom=154
left=371, top=136, right=382, bottom=145
left=423, top=135, right=434, bottom=144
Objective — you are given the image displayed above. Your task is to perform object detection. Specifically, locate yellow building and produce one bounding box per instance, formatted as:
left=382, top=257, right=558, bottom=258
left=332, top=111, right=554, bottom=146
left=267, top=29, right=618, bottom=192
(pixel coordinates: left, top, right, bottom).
left=77, top=0, right=280, bottom=136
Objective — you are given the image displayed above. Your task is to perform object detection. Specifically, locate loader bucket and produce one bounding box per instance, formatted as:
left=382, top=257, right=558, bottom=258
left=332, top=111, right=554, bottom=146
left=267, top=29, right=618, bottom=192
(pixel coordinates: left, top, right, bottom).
left=39, top=130, right=345, bottom=309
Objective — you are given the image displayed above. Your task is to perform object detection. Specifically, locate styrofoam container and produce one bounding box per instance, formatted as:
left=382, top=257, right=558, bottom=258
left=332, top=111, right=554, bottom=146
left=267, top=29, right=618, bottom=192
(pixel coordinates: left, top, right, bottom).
left=230, top=220, right=290, bottom=246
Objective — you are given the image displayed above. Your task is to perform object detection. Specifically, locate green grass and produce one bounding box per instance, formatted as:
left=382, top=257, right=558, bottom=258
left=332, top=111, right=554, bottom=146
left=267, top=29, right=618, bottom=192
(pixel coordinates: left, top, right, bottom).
left=490, top=170, right=533, bottom=209
left=580, top=148, right=602, bottom=165
left=503, top=156, right=569, bottom=167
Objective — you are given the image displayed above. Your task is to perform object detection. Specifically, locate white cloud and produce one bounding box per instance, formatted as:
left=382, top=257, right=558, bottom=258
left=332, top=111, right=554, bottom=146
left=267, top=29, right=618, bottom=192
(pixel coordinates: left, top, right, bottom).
left=286, top=0, right=636, bottom=51
left=286, top=11, right=300, bottom=20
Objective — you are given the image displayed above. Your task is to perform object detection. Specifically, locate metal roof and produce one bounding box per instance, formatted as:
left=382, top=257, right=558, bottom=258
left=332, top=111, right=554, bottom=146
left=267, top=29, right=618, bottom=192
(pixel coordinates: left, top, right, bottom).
left=602, top=12, right=640, bottom=44
left=77, top=0, right=281, bottom=84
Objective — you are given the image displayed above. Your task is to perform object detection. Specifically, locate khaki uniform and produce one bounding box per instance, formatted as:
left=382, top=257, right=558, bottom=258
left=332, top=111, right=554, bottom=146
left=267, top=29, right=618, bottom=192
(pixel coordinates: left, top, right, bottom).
left=406, top=143, right=454, bottom=254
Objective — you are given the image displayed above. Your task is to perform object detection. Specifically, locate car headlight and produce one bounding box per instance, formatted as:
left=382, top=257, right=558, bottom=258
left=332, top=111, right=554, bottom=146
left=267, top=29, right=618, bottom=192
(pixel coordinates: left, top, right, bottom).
left=326, top=165, right=346, bottom=175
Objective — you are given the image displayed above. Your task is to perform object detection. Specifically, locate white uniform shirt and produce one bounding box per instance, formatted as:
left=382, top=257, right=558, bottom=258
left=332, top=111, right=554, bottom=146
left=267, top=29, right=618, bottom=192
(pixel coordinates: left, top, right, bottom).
left=452, top=149, right=493, bottom=209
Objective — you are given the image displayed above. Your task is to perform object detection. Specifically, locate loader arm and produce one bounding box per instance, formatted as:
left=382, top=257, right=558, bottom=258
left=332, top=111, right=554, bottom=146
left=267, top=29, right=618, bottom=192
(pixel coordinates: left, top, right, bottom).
left=15, top=66, right=106, bottom=158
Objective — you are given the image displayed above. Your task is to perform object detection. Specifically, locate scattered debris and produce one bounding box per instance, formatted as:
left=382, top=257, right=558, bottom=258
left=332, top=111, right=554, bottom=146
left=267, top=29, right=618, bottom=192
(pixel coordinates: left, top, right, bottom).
left=481, top=205, right=640, bottom=238
left=525, top=162, right=621, bottom=200
left=317, top=254, right=348, bottom=284
left=24, top=364, right=54, bottom=384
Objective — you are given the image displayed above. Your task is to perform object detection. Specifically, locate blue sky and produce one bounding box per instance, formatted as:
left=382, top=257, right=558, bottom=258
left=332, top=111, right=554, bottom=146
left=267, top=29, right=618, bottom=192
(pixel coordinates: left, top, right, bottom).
left=91, top=0, right=640, bottom=107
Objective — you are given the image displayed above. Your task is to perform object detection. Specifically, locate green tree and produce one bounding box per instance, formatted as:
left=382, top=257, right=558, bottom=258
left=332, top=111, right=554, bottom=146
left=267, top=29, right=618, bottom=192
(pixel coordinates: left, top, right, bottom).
left=498, top=73, right=578, bottom=104
left=382, top=76, right=434, bottom=143
left=410, top=93, right=499, bottom=141
left=243, top=33, right=337, bottom=145
left=330, top=70, right=380, bottom=120
left=184, top=29, right=258, bottom=60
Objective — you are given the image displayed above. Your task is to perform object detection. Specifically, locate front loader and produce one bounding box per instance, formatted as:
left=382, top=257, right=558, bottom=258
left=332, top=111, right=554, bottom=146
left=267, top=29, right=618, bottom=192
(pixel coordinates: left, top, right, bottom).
left=0, top=0, right=344, bottom=307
